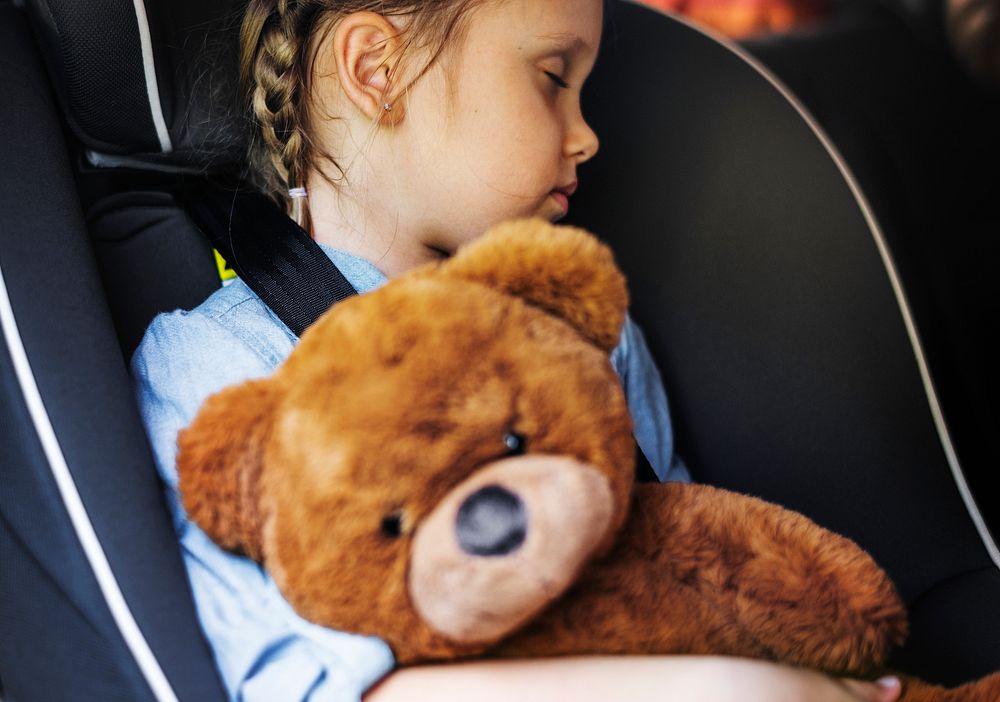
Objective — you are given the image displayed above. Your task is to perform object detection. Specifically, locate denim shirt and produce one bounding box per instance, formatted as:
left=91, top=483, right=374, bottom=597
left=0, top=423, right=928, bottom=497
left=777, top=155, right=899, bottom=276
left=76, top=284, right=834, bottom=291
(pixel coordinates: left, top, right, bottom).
left=131, top=243, right=689, bottom=702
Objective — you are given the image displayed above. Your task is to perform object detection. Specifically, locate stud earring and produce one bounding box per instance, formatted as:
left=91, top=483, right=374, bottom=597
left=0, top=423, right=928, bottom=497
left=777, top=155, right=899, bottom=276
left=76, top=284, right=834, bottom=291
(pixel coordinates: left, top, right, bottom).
left=383, top=102, right=393, bottom=112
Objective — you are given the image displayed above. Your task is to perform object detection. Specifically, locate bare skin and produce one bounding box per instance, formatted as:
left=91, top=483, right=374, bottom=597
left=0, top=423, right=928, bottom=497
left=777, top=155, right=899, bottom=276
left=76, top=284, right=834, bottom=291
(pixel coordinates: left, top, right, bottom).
left=366, top=657, right=902, bottom=702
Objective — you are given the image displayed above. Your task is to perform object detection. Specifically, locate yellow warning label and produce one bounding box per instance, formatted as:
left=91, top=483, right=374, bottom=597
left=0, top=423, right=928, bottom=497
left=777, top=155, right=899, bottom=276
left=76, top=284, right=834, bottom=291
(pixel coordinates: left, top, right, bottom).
left=213, top=249, right=237, bottom=285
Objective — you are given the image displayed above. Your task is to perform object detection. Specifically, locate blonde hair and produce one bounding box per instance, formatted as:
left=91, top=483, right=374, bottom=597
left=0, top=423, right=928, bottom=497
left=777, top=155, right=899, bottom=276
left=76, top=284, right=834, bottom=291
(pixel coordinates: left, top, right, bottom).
left=240, top=0, right=487, bottom=223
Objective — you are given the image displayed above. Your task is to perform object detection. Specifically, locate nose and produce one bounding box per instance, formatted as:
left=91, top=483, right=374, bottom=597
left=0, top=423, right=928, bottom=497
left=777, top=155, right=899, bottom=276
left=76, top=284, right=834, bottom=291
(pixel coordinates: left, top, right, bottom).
left=455, top=485, right=528, bottom=557
left=566, top=109, right=600, bottom=165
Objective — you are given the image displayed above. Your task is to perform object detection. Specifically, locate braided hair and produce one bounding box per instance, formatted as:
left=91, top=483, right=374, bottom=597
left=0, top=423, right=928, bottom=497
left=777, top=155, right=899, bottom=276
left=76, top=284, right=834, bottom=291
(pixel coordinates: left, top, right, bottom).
left=239, top=0, right=486, bottom=226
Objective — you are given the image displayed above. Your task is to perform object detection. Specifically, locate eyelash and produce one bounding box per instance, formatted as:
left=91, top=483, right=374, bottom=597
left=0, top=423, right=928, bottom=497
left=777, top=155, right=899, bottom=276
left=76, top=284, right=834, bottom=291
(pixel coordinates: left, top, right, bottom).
left=544, top=71, right=569, bottom=90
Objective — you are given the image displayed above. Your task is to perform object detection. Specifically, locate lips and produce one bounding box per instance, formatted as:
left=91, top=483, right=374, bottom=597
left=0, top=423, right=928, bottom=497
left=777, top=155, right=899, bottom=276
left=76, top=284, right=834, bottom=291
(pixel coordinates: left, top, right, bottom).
left=550, top=180, right=577, bottom=216
left=554, top=181, right=578, bottom=198
left=550, top=191, right=570, bottom=216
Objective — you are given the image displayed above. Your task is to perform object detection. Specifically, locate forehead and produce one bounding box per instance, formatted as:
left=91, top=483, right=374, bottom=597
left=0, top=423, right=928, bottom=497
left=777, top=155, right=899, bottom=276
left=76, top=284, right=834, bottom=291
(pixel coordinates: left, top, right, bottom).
left=467, top=0, right=603, bottom=57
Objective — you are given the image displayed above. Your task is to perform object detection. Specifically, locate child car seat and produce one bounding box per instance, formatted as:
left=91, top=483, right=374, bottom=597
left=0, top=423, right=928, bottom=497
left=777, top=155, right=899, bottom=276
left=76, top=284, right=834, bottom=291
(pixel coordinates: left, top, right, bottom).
left=743, top=1, right=1000, bottom=549
left=0, top=1, right=233, bottom=699
left=0, top=1, right=996, bottom=700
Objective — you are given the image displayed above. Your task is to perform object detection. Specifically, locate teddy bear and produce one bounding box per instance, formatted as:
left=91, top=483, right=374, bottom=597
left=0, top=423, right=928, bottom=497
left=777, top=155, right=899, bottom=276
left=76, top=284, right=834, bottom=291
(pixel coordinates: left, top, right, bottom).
left=176, top=218, right=1000, bottom=701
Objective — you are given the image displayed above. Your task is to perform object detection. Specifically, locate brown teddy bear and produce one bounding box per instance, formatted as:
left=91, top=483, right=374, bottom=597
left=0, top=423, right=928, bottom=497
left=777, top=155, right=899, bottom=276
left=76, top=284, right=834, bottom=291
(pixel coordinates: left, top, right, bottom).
left=177, top=219, right=1000, bottom=701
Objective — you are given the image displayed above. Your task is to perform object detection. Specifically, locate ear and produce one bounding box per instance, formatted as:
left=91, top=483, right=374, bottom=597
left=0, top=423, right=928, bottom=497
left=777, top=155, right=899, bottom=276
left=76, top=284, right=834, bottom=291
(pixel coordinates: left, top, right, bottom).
left=176, top=379, right=278, bottom=561
left=329, top=11, right=406, bottom=125
left=438, top=219, right=629, bottom=352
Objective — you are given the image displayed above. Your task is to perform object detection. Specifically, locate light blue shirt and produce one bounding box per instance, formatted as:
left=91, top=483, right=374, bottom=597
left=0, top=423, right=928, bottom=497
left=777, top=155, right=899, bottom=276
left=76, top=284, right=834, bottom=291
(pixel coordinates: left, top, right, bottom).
left=131, top=243, right=688, bottom=702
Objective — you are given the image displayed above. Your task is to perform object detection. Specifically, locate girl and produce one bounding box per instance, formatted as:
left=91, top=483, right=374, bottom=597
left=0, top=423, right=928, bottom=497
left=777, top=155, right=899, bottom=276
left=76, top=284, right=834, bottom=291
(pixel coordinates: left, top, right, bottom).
left=131, top=0, right=903, bottom=700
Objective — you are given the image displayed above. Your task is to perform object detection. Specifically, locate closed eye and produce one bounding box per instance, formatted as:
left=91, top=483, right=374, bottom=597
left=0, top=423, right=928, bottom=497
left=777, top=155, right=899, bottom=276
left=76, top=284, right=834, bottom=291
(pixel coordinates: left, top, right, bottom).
left=544, top=71, right=569, bottom=89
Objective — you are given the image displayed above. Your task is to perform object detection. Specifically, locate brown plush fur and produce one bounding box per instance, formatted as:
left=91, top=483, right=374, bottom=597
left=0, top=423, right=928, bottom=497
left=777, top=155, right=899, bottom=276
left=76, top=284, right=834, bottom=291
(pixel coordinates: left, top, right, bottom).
left=179, top=379, right=276, bottom=561
left=429, top=219, right=629, bottom=353
left=177, top=219, right=1000, bottom=700
left=493, top=484, right=907, bottom=674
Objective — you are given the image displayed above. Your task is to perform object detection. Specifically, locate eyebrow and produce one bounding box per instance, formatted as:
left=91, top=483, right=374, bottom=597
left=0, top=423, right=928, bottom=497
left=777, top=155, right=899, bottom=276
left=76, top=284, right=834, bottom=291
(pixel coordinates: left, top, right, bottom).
left=536, top=33, right=593, bottom=56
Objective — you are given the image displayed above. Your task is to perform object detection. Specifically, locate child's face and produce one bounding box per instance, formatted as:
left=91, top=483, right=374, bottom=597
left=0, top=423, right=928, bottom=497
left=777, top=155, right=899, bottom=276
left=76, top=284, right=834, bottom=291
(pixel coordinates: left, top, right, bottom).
left=400, top=0, right=603, bottom=254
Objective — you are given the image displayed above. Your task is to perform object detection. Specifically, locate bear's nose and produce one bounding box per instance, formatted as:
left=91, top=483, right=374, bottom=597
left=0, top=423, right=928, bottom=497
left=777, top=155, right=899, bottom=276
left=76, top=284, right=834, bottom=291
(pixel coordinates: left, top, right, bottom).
left=455, top=485, right=527, bottom=557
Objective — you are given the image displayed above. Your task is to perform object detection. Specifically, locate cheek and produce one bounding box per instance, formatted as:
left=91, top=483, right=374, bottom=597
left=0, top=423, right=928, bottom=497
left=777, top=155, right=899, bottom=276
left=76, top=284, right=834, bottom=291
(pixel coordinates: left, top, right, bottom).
left=449, top=72, right=560, bottom=195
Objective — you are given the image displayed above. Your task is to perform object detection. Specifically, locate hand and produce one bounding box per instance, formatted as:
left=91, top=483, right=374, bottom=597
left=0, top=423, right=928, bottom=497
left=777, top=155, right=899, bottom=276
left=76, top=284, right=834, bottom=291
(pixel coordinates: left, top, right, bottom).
left=366, top=657, right=903, bottom=702
left=841, top=676, right=903, bottom=702
left=686, top=660, right=902, bottom=702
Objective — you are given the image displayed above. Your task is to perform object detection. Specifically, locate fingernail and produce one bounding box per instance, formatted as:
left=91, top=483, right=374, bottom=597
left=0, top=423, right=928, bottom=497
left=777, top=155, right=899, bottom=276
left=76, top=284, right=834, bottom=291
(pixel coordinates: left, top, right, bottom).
left=877, top=676, right=900, bottom=690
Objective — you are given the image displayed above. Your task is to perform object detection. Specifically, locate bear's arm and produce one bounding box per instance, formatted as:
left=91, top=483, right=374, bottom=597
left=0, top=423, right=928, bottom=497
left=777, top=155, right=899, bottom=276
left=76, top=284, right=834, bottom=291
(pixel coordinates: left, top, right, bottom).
left=492, top=482, right=907, bottom=678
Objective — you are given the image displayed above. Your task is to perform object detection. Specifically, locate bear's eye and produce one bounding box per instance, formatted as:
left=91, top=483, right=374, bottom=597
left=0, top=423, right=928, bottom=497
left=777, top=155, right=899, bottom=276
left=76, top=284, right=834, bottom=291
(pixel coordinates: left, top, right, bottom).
left=380, top=512, right=403, bottom=538
left=503, top=431, right=526, bottom=456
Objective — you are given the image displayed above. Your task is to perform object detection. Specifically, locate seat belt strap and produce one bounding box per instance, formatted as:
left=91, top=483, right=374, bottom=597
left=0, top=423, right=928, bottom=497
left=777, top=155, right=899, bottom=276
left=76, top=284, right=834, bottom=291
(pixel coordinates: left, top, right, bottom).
left=182, top=187, right=357, bottom=337
left=183, top=186, right=660, bottom=482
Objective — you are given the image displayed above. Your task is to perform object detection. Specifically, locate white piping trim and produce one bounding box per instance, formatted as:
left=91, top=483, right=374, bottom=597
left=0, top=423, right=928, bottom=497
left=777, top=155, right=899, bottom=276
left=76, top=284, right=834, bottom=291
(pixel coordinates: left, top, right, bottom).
left=0, top=260, right=179, bottom=702
left=131, top=0, right=172, bottom=153
left=85, top=149, right=202, bottom=174
left=627, top=2, right=1000, bottom=570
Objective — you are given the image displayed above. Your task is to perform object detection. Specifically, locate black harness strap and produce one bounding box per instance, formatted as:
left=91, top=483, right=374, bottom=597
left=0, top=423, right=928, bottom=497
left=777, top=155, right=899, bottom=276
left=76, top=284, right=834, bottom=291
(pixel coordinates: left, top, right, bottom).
left=182, top=187, right=357, bottom=337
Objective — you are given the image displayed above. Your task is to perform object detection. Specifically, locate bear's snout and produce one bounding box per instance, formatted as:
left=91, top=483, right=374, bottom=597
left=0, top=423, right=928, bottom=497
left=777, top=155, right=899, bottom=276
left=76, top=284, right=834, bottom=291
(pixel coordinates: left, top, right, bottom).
left=456, top=485, right=528, bottom=557
left=409, top=455, right=613, bottom=647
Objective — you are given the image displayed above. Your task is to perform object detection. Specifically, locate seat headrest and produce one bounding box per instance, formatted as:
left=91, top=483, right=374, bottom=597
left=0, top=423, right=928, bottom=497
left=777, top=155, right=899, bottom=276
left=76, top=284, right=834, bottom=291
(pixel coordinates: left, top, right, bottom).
left=24, top=0, right=246, bottom=172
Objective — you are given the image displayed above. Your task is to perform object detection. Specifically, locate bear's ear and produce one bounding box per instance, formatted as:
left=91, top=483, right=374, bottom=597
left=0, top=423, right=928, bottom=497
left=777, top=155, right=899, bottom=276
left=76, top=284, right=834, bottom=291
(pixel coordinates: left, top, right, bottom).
left=437, top=219, right=628, bottom=352
left=176, top=378, right=277, bottom=562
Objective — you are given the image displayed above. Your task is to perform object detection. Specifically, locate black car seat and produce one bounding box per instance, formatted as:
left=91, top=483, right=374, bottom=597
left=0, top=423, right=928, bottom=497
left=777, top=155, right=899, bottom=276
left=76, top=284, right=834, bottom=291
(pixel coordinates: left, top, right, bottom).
left=568, top=5, right=1000, bottom=684
left=743, top=0, right=1000, bottom=548
left=0, top=1, right=231, bottom=700
left=0, top=1, right=997, bottom=701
